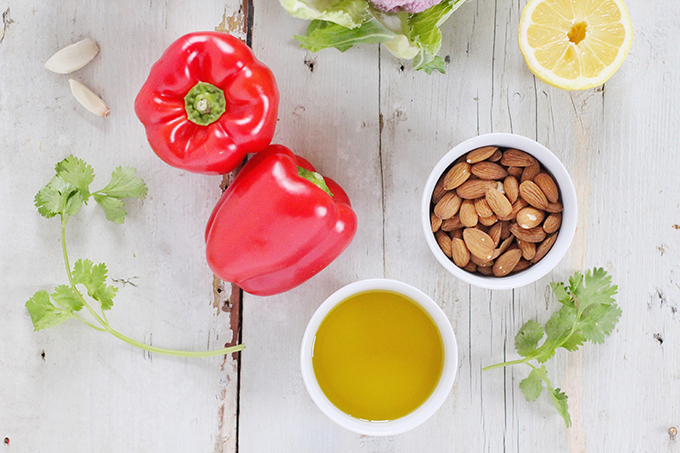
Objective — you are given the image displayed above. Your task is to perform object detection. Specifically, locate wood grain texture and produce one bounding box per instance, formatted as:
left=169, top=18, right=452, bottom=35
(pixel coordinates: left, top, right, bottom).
left=238, top=0, right=680, bottom=452
left=0, top=1, right=244, bottom=452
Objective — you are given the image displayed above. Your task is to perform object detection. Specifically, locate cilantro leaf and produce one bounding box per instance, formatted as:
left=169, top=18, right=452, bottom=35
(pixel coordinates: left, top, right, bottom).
left=99, top=166, right=148, bottom=199
left=484, top=268, right=620, bottom=427
left=72, top=259, right=117, bottom=310
left=545, top=305, right=578, bottom=342
left=572, top=268, right=618, bottom=313
left=580, top=303, right=622, bottom=344
left=93, top=194, right=128, bottom=224
left=93, top=284, right=118, bottom=311
left=34, top=176, right=82, bottom=218
left=550, top=388, right=571, bottom=427
left=25, top=290, right=74, bottom=331
left=515, top=320, right=544, bottom=357
left=519, top=367, right=545, bottom=402
left=560, top=332, right=586, bottom=351
left=51, top=285, right=83, bottom=312
left=550, top=281, right=574, bottom=307
left=54, top=155, right=95, bottom=200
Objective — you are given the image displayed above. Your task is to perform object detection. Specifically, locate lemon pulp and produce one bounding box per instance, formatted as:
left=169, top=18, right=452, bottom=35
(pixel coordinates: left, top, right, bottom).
left=519, top=0, right=633, bottom=90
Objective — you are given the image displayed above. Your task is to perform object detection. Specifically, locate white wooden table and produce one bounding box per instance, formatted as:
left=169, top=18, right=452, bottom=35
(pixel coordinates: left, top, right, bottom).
left=1, top=1, right=678, bottom=452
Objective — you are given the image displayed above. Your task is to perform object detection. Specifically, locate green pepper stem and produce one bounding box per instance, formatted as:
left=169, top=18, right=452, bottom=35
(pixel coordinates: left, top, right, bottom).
left=184, top=82, right=226, bottom=126
left=297, top=166, right=334, bottom=197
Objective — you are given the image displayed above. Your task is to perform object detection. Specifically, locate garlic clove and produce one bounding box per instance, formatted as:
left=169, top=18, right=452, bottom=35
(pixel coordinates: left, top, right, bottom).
left=45, top=38, right=99, bottom=74
left=68, top=79, right=110, bottom=118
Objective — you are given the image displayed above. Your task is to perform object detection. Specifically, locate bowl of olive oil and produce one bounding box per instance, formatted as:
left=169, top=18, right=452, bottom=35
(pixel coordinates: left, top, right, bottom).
left=301, top=279, right=458, bottom=435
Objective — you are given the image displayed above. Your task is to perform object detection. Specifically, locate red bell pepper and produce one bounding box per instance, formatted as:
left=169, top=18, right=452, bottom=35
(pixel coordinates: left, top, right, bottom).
left=205, top=145, right=357, bottom=296
left=135, top=32, right=279, bottom=175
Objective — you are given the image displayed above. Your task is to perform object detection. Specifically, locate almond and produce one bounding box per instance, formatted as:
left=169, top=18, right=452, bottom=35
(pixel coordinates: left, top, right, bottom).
left=460, top=199, right=478, bottom=227
left=466, top=146, right=498, bottom=164
left=533, top=233, right=558, bottom=263
left=507, top=166, right=523, bottom=178
left=545, top=202, right=564, bottom=213
left=516, top=207, right=546, bottom=229
left=509, top=222, right=546, bottom=243
left=543, top=212, right=562, bottom=234
left=474, top=198, right=494, bottom=218
left=503, top=176, right=519, bottom=204
left=486, top=188, right=512, bottom=218
left=534, top=173, right=559, bottom=203
left=512, top=258, right=531, bottom=273
left=521, top=160, right=541, bottom=182
left=462, top=261, right=477, bottom=273
left=434, top=191, right=462, bottom=219
left=492, top=249, right=522, bottom=277
left=474, top=224, right=490, bottom=233
left=499, top=221, right=512, bottom=239
left=451, top=238, right=471, bottom=267
left=477, top=266, right=493, bottom=276
left=479, top=214, right=498, bottom=226
left=456, top=180, right=497, bottom=199
left=449, top=228, right=463, bottom=240
left=435, top=230, right=452, bottom=258
left=431, top=213, right=442, bottom=233
left=444, top=162, right=471, bottom=190
left=463, top=228, right=495, bottom=260
left=488, top=149, right=503, bottom=162
left=497, top=198, right=529, bottom=221
left=441, top=216, right=463, bottom=232
left=501, top=149, right=536, bottom=167
left=519, top=180, right=549, bottom=210
left=492, top=236, right=515, bottom=259
left=432, top=175, right=447, bottom=204
left=516, top=238, right=536, bottom=261
left=488, top=222, right=502, bottom=247
left=471, top=162, right=508, bottom=180
left=471, top=254, right=494, bottom=267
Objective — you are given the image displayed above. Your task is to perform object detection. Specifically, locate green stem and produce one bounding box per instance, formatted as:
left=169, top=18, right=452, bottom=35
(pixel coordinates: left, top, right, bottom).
left=61, top=216, right=108, bottom=328
left=73, top=313, right=107, bottom=331
left=60, top=215, right=246, bottom=358
left=107, top=327, right=245, bottom=358
left=482, top=357, right=529, bottom=372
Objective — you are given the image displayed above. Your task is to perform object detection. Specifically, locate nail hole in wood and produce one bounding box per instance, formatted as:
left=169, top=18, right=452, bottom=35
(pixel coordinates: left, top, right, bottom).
left=653, top=333, right=663, bottom=344
left=41, top=350, right=46, bottom=360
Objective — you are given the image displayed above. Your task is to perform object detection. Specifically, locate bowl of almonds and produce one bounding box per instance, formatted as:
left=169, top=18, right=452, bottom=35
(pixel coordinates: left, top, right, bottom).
left=421, top=133, right=577, bottom=289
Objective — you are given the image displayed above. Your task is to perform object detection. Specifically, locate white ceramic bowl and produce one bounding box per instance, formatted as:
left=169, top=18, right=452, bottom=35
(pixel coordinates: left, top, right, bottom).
left=300, top=279, right=458, bottom=436
left=421, top=133, right=577, bottom=290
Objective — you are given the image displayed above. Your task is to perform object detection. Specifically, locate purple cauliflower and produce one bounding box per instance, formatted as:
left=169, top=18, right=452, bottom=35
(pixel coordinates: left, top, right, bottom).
left=370, top=0, right=443, bottom=14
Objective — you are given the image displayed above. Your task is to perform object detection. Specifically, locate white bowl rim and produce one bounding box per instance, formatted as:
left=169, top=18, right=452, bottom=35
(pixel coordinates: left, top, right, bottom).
left=300, top=278, right=458, bottom=436
left=421, top=133, right=578, bottom=290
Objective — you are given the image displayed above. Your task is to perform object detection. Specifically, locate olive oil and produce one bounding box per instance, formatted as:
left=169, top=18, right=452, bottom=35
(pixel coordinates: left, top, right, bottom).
left=312, top=290, right=444, bottom=421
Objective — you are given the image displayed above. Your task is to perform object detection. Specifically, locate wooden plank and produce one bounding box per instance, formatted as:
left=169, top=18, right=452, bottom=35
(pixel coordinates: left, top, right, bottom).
left=236, top=2, right=384, bottom=451
left=0, top=1, right=245, bottom=451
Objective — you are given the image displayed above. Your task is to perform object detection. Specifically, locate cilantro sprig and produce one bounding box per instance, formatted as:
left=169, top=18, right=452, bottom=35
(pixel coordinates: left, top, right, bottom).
left=483, top=269, right=621, bottom=427
left=27, top=156, right=245, bottom=358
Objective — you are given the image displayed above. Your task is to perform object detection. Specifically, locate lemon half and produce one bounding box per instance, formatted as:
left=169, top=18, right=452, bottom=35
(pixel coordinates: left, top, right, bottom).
left=518, top=0, right=633, bottom=91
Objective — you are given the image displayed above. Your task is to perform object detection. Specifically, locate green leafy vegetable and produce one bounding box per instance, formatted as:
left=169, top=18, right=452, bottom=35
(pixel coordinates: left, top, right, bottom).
left=280, top=0, right=370, bottom=29
left=26, top=156, right=245, bottom=358
left=285, top=0, right=469, bottom=73
left=483, top=269, right=621, bottom=427
left=295, top=19, right=395, bottom=53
